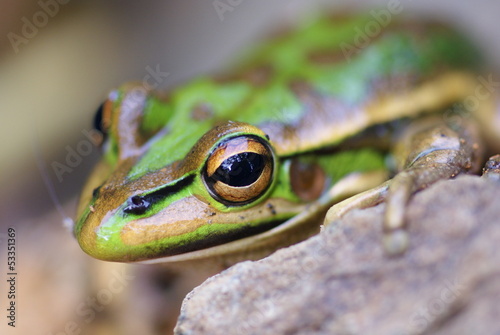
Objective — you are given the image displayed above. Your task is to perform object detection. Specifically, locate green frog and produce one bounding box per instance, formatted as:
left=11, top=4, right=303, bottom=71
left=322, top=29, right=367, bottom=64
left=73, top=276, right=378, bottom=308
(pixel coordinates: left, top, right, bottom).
left=74, top=14, right=499, bottom=265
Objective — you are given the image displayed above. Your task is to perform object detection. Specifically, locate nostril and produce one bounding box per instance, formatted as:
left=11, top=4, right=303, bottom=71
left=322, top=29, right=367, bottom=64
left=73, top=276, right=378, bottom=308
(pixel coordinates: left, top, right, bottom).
left=131, top=196, right=142, bottom=205
left=124, top=195, right=150, bottom=215
left=92, top=186, right=101, bottom=198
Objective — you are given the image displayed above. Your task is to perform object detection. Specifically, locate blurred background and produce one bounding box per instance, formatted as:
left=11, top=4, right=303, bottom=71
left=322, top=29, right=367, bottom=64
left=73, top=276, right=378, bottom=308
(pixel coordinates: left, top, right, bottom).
left=0, top=0, right=499, bottom=334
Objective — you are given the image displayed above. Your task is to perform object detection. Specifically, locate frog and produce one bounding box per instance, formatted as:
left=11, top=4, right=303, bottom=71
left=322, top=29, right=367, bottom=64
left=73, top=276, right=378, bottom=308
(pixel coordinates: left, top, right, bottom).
left=74, top=13, right=500, bottom=266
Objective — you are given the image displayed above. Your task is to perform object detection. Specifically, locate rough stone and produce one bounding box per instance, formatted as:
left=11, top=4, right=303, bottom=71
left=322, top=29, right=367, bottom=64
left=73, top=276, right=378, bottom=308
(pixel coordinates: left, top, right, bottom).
left=174, top=175, right=500, bottom=335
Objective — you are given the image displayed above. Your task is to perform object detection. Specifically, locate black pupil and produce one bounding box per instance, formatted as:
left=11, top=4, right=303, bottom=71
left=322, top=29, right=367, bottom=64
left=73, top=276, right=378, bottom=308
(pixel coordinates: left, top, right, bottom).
left=213, top=152, right=265, bottom=187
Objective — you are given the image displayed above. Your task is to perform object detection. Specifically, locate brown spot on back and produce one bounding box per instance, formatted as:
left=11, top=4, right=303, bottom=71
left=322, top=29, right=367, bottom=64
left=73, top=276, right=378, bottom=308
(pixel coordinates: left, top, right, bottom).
left=326, top=12, right=360, bottom=24
left=214, top=64, right=275, bottom=87
left=243, top=64, right=275, bottom=86
left=191, top=102, right=214, bottom=121
left=307, top=49, right=347, bottom=65
left=289, top=80, right=318, bottom=101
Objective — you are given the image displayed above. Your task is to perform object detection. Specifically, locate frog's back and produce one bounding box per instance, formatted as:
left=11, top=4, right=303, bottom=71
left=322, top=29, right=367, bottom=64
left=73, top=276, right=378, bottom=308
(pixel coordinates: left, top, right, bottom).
left=76, top=13, right=486, bottom=263
left=130, top=14, right=481, bottom=177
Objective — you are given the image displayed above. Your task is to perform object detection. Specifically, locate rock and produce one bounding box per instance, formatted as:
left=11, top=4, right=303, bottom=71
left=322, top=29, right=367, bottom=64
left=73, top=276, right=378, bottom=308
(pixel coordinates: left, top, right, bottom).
left=174, top=176, right=500, bottom=335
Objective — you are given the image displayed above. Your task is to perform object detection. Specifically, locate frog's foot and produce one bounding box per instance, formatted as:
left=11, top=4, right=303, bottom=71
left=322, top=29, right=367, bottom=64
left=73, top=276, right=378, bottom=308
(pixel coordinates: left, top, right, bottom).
left=481, top=154, right=500, bottom=181
left=383, top=118, right=481, bottom=256
left=326, top=118, right=482, bottom=256
left=325, top=119, right=482, bottom=256
left=382, top=162, right=467, bottom=256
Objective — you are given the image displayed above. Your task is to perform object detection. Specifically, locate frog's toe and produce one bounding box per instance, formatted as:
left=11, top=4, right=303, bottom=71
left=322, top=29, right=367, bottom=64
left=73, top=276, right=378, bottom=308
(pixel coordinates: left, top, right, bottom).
left=382, top=229, right=409, bottom=256
left=482, top=154, right=500, bottom=181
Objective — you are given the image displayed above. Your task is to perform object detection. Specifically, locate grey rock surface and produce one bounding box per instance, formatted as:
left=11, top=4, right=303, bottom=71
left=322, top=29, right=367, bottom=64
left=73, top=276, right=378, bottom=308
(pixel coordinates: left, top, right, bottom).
left=174, top=176, right=500, bottom=335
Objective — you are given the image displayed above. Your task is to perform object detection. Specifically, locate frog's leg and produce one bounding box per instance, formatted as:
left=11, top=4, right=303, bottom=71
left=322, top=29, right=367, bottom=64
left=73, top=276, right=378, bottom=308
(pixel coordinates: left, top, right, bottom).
left=326, top=116, right=483, bottom=255
left=383, top=116, right=484, bottom=254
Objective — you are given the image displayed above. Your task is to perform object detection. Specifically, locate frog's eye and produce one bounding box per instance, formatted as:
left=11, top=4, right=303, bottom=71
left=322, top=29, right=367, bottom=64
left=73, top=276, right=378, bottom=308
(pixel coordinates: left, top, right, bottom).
left=203, top=135, right=274, bottom=205
left=93, top=99, right=114, bottom=139
left=93, top=102, right=106, bottom=134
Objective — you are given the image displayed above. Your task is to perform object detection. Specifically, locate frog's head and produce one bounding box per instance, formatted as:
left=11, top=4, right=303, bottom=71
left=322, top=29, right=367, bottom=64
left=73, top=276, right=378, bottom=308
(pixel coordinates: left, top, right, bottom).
left=75, top=85, right=326, bottom=262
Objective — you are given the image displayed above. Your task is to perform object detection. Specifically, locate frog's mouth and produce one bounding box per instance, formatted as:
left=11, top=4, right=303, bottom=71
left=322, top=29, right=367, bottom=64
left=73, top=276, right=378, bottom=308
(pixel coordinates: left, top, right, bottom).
left=132, top=217, right=288, bottom=259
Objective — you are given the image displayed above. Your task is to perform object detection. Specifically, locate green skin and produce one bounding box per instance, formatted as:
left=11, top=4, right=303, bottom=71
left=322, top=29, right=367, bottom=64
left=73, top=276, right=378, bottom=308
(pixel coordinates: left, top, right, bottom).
left=75, top=14, right=480, bottom=262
